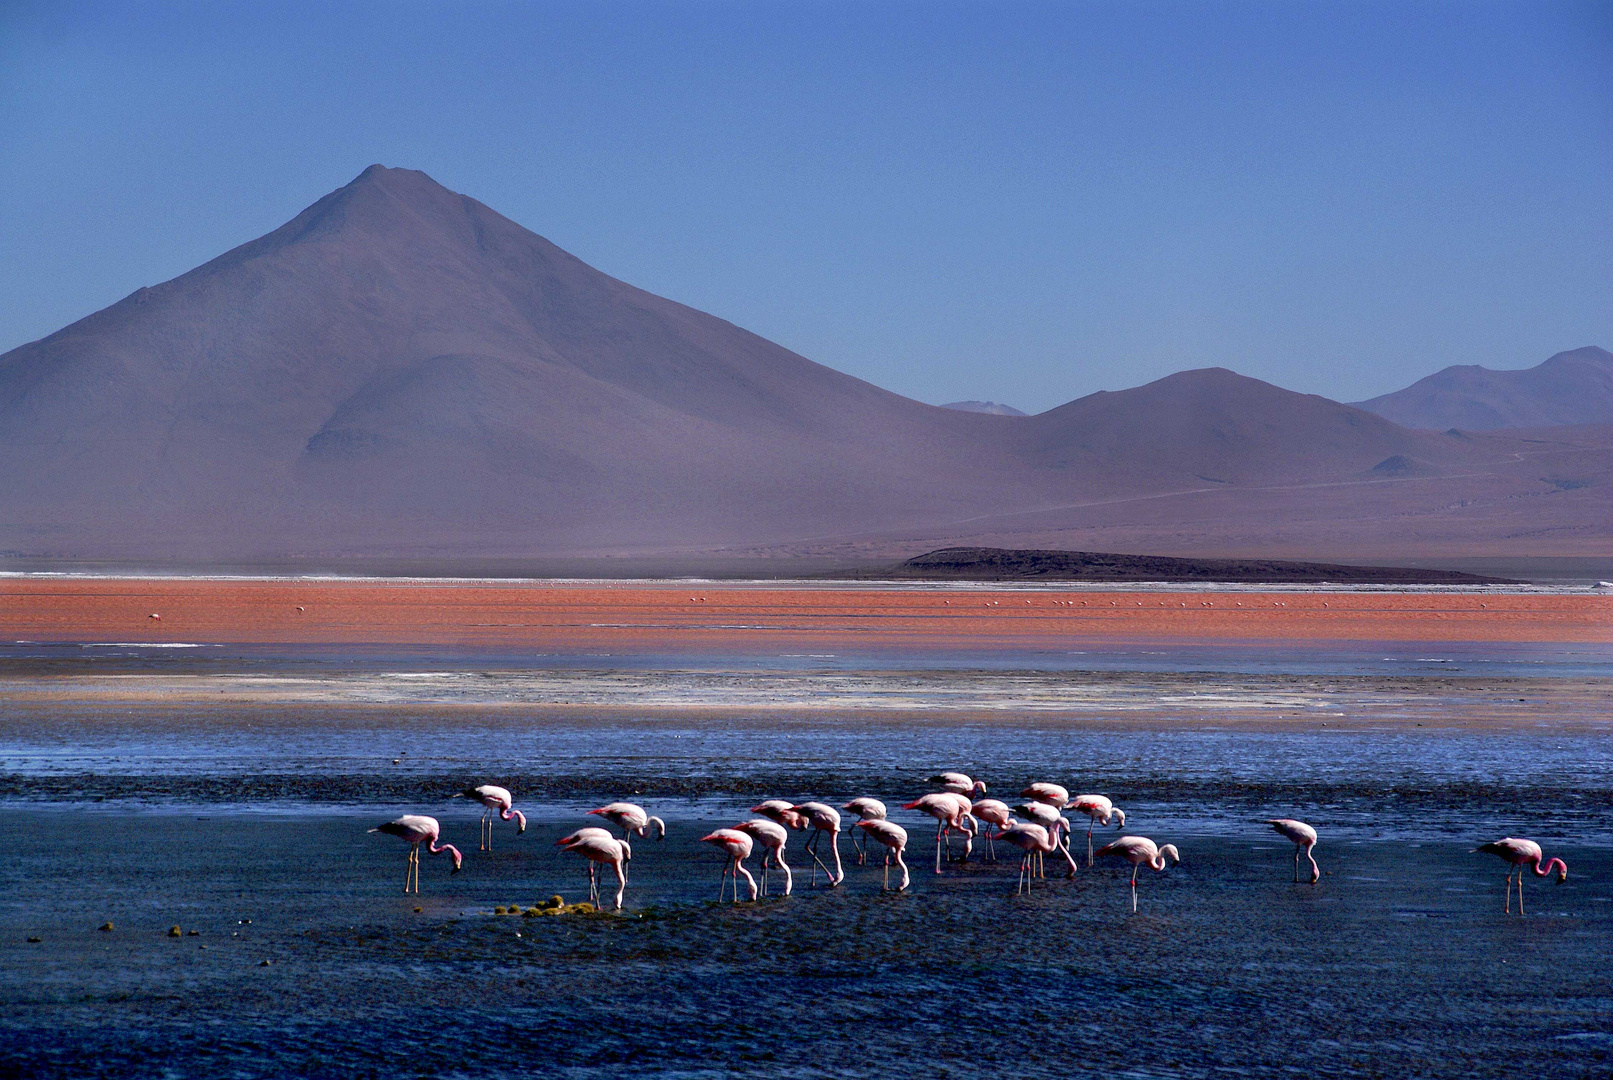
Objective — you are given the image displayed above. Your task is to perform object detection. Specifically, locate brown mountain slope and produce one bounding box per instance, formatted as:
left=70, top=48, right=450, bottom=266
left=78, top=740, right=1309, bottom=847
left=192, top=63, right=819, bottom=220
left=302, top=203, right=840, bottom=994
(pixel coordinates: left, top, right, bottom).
left=1352, top=346, right=1613, bottom=430
left=0, top=166, right=1604, bottom=564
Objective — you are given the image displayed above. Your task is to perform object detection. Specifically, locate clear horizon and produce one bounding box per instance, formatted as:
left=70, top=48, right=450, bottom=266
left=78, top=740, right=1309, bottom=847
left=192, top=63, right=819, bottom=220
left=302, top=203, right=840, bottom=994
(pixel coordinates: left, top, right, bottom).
left=1, top=2, right=1608, bottom=412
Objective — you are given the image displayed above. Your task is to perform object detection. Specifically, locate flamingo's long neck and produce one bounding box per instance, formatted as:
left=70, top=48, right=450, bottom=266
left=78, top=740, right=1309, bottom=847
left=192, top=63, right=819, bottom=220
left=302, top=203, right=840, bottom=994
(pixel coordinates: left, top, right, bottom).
left=1531, top=855, right=1566, bottom=878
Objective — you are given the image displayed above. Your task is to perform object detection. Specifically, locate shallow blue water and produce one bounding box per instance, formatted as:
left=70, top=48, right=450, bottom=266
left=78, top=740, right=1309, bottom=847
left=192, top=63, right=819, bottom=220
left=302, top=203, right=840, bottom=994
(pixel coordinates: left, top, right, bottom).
left=1, top=639, right=1609, bottom=1077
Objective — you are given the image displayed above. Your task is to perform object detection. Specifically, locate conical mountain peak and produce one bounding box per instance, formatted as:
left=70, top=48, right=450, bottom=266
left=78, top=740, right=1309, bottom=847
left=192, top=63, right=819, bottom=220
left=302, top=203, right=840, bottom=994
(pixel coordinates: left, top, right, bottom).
left=0, top=170, right=1600, bottom=562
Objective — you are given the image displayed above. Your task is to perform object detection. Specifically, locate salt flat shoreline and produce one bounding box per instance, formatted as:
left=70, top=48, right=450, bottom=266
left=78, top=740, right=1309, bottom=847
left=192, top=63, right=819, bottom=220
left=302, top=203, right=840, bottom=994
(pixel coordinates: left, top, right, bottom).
left=3, top=578, right=1609, bottom=648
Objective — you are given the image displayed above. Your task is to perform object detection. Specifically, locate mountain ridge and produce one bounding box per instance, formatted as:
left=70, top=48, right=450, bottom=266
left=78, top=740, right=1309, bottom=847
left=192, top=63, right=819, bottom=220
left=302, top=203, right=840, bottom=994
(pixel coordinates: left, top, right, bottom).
left=1, top=166, right=1606, bottom=563
left=1352, top=346, right=1613, bottom=430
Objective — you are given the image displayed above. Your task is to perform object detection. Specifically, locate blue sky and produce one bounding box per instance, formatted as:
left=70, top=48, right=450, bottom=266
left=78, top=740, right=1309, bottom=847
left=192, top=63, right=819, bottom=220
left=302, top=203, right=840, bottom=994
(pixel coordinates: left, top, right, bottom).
left=1, top=1, right=1608, bottom=412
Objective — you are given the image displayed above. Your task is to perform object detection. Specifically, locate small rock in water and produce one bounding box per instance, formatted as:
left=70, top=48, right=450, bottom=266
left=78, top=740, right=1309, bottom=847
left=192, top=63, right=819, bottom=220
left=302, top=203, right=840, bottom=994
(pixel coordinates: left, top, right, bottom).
left=98, top=922, right=114, bottom=932
left=259, top=959, right=272, bottom=967
left=26, top=936, right=41, bottom=943
left=494, top=906, right=507, bottom=915
left=187, top=929, right=199, bottom=936
left=168, top=926, right=181, bottom=937
left=413, top=906, right=422, bottom=914
left=545, top=895, right=565, bottom=909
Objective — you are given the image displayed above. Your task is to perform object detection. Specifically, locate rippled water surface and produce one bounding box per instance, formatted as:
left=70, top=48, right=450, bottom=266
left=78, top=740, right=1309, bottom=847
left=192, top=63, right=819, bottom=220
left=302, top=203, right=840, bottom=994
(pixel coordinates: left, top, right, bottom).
left=2, top=636, right=1609, bottom=1077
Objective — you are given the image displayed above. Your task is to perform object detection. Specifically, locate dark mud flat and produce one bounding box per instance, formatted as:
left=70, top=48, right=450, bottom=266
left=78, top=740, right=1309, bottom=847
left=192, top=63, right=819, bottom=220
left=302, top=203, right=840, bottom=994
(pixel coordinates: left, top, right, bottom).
left=1, top=811, right=1608, bottom=1079
left=881, top=546, right=1520, bottom=584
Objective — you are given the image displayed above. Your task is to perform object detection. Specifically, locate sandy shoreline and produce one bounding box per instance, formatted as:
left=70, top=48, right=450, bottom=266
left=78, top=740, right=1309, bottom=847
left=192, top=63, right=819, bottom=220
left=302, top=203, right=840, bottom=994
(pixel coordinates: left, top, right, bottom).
left=3, top=578, right=1609, bottom=648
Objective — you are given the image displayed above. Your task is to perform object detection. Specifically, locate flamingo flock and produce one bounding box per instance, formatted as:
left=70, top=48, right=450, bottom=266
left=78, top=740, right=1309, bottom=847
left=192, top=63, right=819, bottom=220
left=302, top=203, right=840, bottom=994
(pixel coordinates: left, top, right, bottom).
left=369, top=775, right=1572, bottom=916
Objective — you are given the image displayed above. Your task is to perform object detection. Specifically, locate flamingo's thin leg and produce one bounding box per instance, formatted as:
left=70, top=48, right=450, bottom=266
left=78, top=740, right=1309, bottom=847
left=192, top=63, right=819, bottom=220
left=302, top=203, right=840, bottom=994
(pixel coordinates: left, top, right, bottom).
left=804, top=830, right=833, bottom=886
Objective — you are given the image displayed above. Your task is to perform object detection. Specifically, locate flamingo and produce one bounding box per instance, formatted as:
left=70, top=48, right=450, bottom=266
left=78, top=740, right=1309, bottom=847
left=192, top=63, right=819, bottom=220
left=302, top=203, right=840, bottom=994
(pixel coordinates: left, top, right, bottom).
left=842, top=797, right=887, bottom=865
left=1474, top=838, right=1568, bottom=915
left=558, top=826, right=631, bottom=861
left=369, top=815, right=462, bottom=894
left=930, top=772, right=987, bottom=797
left=789, top=803, right=845, bottom=886
left=904, top=793, right=976, bottom=872
left=751, top=800, right=808, bottom=830
left=700, top=828, right=758, bottom=902
left=857, top=820, right=910, bottom=891
left=995, top=823, right=1055, bottom=896
left=1266, top=819, right=1319, bottom=883
left=1021, top=782, right=1069, bottom=808
left=452, top=784, right=526, bottom=851
left=971, top=799, right=1012, bottom=862
left=558, top=826, right=632, bottom=891
left=1094, top=836, right=1180, bottom=912
left=733, top=818, right=791, bottom=896
left=1013, top=802, right=1078, bottom=878
left=1069, top=794, right=1126, bottom=866
left=557, top=829, right=627, bottom=909
left=588, top=802, right=667, bottom=844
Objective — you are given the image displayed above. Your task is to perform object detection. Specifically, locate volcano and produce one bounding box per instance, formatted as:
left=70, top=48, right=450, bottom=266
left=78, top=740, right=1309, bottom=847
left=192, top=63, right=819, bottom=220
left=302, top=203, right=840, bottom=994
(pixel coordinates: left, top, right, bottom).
left=0, top=166, right=1605, bottom=566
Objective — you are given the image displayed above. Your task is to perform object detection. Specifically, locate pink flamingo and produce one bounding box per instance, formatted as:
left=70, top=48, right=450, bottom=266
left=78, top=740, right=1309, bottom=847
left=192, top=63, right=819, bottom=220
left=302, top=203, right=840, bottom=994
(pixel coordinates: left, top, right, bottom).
left=557, top=829, right=628, bottom=909
left=789, top=803, right=845, bottom=886
left=370, top=815, right=462, bottom=894
left=930, top=772, right=987, bottom=797
left=842, top=798, right=887, bottom=865
left=1069, top=794, right=1126, bottom=866
left=751, top=800, right=808, bottom=830
left=1021, top=782, right=1069, bottom=808
left=733, top=818, right=791, bottom=896
left=1474, top=838, right=1568, bottom=915
left=995, top=823, right=1056, bottom=895
left=452, top=784, right=526, bottom=851
left=700, top=828, right=758, bottom=902
left=905, top=793, right=976, bottom=872
left=1094, top=836, right=1180, bottom=912
left=1266, top=819, right=1319, bottom=883
left=588, top=802, right=667, bottom=843
left=1013, top=802, right=1078, bottom=878
left=971, top=798, right=1012, bottom=862
left=857, top=820, right=910, bottom=891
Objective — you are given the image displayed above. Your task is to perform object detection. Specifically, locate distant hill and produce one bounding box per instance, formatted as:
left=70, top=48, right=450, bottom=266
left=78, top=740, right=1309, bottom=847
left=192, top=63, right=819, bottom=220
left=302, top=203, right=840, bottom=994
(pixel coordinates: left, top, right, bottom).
left=0, top=166, right=1606, bottom=564
left=1352, top=347, right=1613, bottom=430
left=886, top=547, right=1517, bottom=584
left=940, top=400, right=1028, bottom=416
